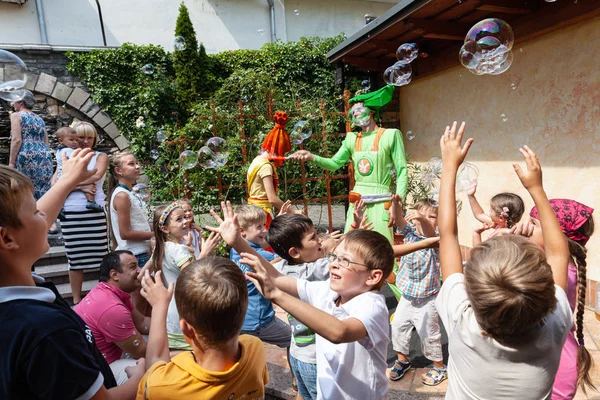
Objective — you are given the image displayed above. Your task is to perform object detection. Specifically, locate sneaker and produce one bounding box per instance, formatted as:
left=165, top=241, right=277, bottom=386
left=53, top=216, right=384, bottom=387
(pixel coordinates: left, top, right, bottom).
left=389, top=360, right=411, bottom=381
left=86, top=201, right=104, bottom=211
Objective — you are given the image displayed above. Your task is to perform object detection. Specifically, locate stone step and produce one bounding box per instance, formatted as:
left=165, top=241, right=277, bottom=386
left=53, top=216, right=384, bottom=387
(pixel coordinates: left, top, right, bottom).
left=35, top=245, right=68, bottom=267
left=35, top=263, right=100, bottom=285
left=54, top=279, right=98, bottom=304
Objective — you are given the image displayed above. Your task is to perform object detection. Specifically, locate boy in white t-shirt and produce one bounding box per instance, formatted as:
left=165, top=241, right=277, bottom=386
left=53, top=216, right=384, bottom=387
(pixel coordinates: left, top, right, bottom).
left=209, top=202, right=394, bottom=400
left=436, top=122, right=572, bottom=399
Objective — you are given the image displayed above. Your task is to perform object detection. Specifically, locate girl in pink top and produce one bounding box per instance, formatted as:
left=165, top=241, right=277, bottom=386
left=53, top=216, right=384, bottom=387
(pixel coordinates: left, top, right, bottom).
left=528, top=199, right=595, bottom=399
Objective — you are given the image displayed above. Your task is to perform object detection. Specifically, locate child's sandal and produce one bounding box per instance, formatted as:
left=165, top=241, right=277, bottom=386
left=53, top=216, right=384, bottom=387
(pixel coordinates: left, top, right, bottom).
left=421, top=366, right=448, bottom=386
left=389, top=360, right=411, bottom=381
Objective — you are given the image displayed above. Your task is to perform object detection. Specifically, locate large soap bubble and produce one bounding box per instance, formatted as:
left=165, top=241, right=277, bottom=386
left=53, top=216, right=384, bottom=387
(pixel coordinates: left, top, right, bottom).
left=132, top=183, right=151, bottom=202
left=174, top=36, right=186, bottom=51
left=205, top=137, right=229, bottom=167
left=290, top=121, right=312, bottom=144
left=421, top=157, right=442, bottom=188
left=197, top=146, right=217, bottom=169
left=0, top=50, right=27, bottom=102
left=396, top=43, right=419, bottom=64
left=384, top=62, right=412, bottom=87
left=460, top=19, right=514, bottom=76
left=179, top=150, right=198, bottom=170
left=456, top=162, right=479, bottom=192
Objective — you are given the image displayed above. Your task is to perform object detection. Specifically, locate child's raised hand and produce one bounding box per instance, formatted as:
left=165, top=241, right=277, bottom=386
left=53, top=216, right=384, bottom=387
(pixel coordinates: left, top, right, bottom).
left=140, top=270, right=173, bottom=309
left=405, top=209, right=424, bottom=224
left=513, top=145, right=543, bottom=192
left=359, top=214, right=373, bottom=231
left=61, top=148, right=97, bottom=186
left=388, top=194, right=403, bottom=227
left=206, top=201, right=240, bottom=246
left=467, top=180, right=478, bottom=196
left=440, top=121, right=473, bottom=169
left=322, top=231, right=344, bottom=254
left=509, top=219, right=535, bottom=238
left=278, top=200, right=292, bottom=216
left=352, top=199, right=367, bottom=227
left=241, top=252, right=280, bottom=300
left=474, top=223, right=494, bottom=234
left=199, top=231, right=222, bottom=258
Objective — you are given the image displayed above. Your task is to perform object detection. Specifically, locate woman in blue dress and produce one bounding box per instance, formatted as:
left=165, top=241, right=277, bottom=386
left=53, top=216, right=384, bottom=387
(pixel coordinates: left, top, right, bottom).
left=9, top=90, right=53, bottom=200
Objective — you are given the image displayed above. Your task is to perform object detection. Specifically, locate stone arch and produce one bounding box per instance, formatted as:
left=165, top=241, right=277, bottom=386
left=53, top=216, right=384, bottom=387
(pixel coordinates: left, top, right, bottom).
left=25, top=72, right=129, bottom=150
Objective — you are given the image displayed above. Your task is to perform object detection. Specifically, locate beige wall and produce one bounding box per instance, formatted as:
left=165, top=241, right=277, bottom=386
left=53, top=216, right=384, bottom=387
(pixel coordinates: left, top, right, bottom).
left=0, top=0, right=394, bottom=52
left=400, top=16, right=600, bottom=280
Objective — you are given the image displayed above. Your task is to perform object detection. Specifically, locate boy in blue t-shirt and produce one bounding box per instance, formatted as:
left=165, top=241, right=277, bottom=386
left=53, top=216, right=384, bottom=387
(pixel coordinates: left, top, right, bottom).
left=230, top=205, right=292, bottom=348
left=0, top=149, right=144, bottom=400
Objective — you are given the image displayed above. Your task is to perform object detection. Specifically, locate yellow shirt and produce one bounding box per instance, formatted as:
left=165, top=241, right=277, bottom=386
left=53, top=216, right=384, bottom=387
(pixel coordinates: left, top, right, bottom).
left=247, top=156, right=274, bottom=200
left=137, top=335, right=269, bottom=400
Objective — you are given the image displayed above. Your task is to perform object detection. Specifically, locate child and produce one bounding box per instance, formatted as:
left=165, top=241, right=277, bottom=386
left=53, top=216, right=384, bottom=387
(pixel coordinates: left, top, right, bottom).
left=148, top=202, right=194, bottom=350
left=229, top=204, right=291, bottom=349
left=267, top=213, right=333, bottom=400
left=526, top=200, right=596, bottom=398
left=179, top=198, right=220, bottom=259
left=209, top=201, right=394, bottom=399
left=0, top=148, right=144, bottom=399
left=137, top=258, right=269, bottom=399
left=389, top=196, right=446, bottom=385
left=437, top=121, right=572, bottom=399
left=52, top=126, right=104, bottom=212
left=467, top=182, right=524, bottom=245
left=108, top=151, right=153, bottom=266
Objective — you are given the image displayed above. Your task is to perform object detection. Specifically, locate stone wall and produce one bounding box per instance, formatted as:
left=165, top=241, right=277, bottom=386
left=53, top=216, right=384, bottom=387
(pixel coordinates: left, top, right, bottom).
left=0, top=47, right=129, bottom=164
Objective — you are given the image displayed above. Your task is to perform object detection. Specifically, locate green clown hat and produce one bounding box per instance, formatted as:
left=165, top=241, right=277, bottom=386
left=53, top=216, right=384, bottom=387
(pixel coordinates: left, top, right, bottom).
left=349, top=84, right=395, bottom=119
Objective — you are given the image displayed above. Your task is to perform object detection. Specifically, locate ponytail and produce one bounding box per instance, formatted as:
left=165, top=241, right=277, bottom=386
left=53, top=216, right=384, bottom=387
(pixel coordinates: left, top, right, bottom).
left=149, top=205, right=168, bottom=285
left=107, top=151, right=133, bottom=250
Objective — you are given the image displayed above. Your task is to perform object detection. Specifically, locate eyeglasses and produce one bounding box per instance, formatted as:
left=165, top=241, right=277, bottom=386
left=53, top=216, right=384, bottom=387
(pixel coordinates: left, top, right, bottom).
left=325, top=252, right=368, bottom=271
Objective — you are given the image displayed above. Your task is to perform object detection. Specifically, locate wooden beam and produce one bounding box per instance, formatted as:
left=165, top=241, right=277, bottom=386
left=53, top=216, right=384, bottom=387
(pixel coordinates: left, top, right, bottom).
left=476, top=0, right=531, bottom=15
left=411, top=0, right=464, bottom=19
left=435, top=0, right=481, bottom=21
left=408, top=18, right=471, bottom=41
left=342, top=56, right=395, bottom=72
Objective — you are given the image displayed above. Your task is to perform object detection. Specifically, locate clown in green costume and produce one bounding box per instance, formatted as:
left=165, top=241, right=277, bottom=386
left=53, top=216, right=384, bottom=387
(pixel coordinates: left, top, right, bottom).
left=289, top=85, right=407, bottom=243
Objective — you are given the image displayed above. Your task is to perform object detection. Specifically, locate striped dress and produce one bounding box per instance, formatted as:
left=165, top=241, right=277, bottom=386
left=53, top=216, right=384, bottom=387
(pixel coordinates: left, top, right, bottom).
left=60, top=152, right=109, bottom=270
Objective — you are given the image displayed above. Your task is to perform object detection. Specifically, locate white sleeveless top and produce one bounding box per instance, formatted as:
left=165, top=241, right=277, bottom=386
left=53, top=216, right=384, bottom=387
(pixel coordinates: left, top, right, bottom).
left=110, top=185, right=151, bottom=256
left=63, top=152, right=107, bottom=212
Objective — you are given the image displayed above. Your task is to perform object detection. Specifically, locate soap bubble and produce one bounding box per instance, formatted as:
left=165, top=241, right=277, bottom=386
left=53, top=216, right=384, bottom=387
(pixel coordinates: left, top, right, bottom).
left=456, top=162, right=479, bottom=192
left=383, top=62, right=412, bottom=87
left=460, top=19, right=514, bottom=76
left=501, top=113, right=508, bottom=122
left=205, top=137, right=229, bottom=167
left=422, top=157, right=443, bottom=188
left=406, top=130, right=415, bottom=140
left=197, top=146, right=217, bottom=169
left=0, top=50, right=27, bottom=102
left=174, top=36, right=186, bottom=51
left=150, top=149, right=159, bottom=160
left=361, top=79, right=371, bottom=91
left=257, top=29, right=265, bottom=36
left=294, top=9, right=300, bottom=16
left=349, top=105, right=370, bottom=127
left=291, top=121, right=312, bottom=143
left=156, top=130, right=167, bottom=143
left=179, top=150, right=198, bottom=170
left=141, top=64, right=154, bottom=75
left=133, top=339, right=140, bottom=346
left=133, top=184, right=151, bottom=202
left=206, top=137, right=226, bottom=154
left=396, top=43, right=419, bottom=64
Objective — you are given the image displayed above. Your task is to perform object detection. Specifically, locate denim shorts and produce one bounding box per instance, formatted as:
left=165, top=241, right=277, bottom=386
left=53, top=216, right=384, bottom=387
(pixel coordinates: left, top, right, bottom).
left=289, top=354, right=317, bottom=400
left=135, top=252, right=150, bottom=268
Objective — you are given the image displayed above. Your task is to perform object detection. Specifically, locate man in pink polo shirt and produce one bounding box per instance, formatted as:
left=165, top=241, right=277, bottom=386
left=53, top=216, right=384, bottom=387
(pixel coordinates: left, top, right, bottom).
left=75, top=250, right=150, bottom=384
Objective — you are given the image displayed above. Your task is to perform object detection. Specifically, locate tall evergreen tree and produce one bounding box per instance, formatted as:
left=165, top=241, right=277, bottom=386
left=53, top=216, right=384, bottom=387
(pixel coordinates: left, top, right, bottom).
left=173, top=2, right=212, bottom=110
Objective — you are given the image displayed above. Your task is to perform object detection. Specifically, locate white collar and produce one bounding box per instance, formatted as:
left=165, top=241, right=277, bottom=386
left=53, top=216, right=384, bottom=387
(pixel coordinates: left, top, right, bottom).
left=0, top=285, right=56, bottom=304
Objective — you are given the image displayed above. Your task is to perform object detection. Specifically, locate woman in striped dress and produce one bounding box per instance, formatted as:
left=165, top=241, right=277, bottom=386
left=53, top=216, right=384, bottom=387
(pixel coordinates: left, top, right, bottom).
left=60, top=122, right=109, bottom=304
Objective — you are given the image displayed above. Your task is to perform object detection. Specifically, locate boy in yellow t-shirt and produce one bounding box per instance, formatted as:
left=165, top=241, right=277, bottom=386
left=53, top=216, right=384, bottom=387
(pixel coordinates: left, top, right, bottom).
left=136, top=257, right=268, bottom=400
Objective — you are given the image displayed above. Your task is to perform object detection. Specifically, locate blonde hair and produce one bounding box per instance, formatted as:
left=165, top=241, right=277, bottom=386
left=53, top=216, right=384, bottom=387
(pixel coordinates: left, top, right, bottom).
left=0, top=166, right=33, bottom=229
left=343, top=229, right=394, bottom=290
left=175, top=257, right=248, bottom=346
left=73, top=121, right=98, bottom=147
left=413, top=198, right=438, bottom=213
left=235, top=204, right=267, bottom=230
left=55, top=127, right=77, bottom=141
left=464, top=235, right=556, bottom=344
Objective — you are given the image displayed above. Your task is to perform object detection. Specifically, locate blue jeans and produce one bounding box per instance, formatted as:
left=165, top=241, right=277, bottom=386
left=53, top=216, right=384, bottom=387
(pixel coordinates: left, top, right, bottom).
left=136, top=252, right=150, bottom=267
left=289, top=354, right=317, bottom=400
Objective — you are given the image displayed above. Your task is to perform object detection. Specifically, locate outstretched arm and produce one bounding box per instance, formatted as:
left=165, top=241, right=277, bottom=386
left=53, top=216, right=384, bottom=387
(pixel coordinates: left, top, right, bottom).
left=206, top=202, right=299, bottom=297
left=139, top=271, right=173, bottom=368
left=289, top=135, right=352, bottom=172
left=394, top=237, right=439, bottom=257
left=439, top=122, right=474, bottom=281
left=467, top=183, right=493, bottom=225
left=244, top=254, right=368, bottom=344
left=513, top=146, right=569, bottom=291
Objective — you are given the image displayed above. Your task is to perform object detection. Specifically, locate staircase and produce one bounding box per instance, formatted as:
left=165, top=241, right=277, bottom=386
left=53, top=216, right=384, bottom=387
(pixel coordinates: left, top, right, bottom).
left=34, top=244, right=100, bottom=305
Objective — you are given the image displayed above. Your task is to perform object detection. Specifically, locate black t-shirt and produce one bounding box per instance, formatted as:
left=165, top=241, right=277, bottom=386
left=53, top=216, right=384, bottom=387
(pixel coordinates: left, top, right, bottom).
left=0, top=281, right=117, bottom=400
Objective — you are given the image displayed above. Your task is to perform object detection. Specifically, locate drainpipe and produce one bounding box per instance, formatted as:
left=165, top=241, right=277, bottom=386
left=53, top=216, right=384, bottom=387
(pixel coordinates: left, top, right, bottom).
left=34, top=0, right=48, bottom=44
left=266, top=0, right=276, bottom=43
left=95, top=0, right=108, bottom=46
